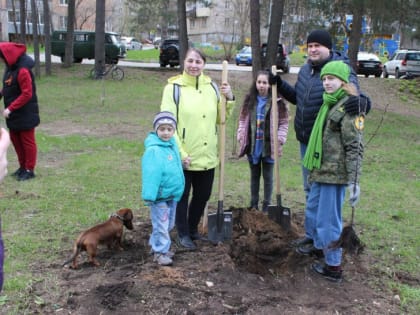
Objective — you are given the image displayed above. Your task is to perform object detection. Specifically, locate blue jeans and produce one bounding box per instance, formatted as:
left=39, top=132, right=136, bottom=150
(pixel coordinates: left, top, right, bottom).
left=299, top=142, right=311, bottom=200
left=149, top=200, right=176, bottom=254
left=305, top=182, right=345, bottom=266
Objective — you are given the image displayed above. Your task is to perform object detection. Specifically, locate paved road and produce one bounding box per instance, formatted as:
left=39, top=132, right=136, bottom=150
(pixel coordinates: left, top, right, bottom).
left=39, top=54, right=300, bottom=74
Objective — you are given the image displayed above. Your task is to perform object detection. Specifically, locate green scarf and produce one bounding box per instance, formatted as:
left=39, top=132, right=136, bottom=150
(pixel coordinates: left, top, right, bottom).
left=303, top=88, right=347, bottom=170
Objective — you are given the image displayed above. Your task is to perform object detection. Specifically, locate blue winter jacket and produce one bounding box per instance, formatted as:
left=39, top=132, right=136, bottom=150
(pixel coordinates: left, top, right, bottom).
left=141, top=132, right=185, bottom=203
left=279, top=51, right=370, bottom=144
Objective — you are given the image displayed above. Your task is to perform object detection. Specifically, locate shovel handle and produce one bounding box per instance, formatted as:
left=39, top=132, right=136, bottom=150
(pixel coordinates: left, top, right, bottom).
left=218, top=61, right=228, bottom=202
left=271, top=65, right=281, bottom=196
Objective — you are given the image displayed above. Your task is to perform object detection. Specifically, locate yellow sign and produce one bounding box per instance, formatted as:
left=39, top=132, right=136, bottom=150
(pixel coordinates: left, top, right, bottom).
left=354, top=116, right=365, bottom=131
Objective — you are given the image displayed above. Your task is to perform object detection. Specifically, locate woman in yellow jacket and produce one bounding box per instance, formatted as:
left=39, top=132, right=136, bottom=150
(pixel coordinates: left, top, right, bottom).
left=160, top=48, right=235, bottom=250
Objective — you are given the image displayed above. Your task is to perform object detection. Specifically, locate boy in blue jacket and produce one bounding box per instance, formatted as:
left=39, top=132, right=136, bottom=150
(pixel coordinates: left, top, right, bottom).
left=141, top=112, right=185, bottom=266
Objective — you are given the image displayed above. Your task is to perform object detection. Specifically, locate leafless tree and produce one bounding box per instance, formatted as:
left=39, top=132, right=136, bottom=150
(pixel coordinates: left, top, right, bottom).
left=264, top=0, right=284, bottom=69
left=63, top=0, right=76, bottom=68
left=19, top=0, right=26, bottom=43
left=30, top=0, right=40, bottom=77
left=178, top=0, right=188, bottom=71
left=43, top=0, right=52, bottom=75
left=94, top=0, right=106, bottom=77
left=250, top=0, right=261, bottom=78
left=75, top=0, right=96, bottom=30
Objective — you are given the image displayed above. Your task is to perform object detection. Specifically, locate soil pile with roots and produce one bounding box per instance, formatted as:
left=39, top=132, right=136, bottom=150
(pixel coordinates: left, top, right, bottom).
left=21, top=208, right=398, bottom=314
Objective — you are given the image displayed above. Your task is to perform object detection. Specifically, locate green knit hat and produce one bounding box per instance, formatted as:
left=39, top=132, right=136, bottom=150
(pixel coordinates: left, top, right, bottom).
left=320, top=61, right=350, bottom=83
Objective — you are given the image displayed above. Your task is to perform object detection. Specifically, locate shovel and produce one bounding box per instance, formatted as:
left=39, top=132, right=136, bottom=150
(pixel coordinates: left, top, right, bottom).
left=208, top=61, right=233, bottom=243
left=267, top=66, right=291, bottom=230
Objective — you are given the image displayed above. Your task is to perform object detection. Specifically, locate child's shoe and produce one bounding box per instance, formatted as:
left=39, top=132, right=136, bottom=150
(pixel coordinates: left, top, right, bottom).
left=154, top=253, right=173, bottom=266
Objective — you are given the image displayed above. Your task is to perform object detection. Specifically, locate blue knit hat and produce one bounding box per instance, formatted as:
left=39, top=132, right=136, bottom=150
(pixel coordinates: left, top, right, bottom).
left=153, top=111, right=177, bottom=131
left=320, top=61, right=350, bottom=83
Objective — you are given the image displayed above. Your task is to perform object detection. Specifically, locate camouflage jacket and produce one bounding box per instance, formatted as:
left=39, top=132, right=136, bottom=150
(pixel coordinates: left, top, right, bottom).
left=309, top=96, right=364, bottom=185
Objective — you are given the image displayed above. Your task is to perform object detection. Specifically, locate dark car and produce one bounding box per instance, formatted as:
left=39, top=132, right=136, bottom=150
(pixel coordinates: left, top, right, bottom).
left=235, top=46, right=252, bottom=66
left=159, top=39, right=180, bottom=67
left=356, top=52, right=383, bottom=78
left=261, top=43, right=290, bottom=73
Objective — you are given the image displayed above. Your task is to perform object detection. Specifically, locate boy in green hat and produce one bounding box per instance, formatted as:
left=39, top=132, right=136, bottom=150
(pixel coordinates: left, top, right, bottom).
left=297, top=61, right=365, bottom=282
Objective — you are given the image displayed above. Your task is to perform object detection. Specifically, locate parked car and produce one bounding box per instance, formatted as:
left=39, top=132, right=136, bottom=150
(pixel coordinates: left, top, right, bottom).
left=356, top=52, right=383, bottom=78
left=261, top=43, right=290, bottom=73
left=159, top=39, right=180, bottom=67
left=383, top=49, right=420, bottom=78
left=235, top=46, right=252, bottom=66
left=51, top=30, right=126, bottom=64
left=153, top=37, right=161, bottom=49
left=121, top=36, right=142, bottom=50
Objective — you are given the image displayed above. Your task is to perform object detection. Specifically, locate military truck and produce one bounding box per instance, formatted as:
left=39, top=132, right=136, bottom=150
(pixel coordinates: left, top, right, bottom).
left=51, top=30, right=126, bottom=64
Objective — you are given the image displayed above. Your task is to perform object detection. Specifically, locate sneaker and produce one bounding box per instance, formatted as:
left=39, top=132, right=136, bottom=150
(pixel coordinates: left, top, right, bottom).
left=296, top=244, right=324, bottom=258
left=153, top=253, right=173, bottom=266
left=18, top=170, right=35, bottom=181
left=190, top=231, right=207, bottom=241
left=290, top=237, right=313, bottom=247
left=311, top=262, right=343, bottom=283
left=177, top=235, right=196, bottom=250
left=11, top=168, right=24, bottom=178
left=150, top=249, right=175, bottom=258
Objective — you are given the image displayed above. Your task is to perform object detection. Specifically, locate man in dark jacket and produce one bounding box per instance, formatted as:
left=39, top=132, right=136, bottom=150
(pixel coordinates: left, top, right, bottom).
left=0, top=42, right=40, bottom=181
left=270, top=29, right=370, bottom=249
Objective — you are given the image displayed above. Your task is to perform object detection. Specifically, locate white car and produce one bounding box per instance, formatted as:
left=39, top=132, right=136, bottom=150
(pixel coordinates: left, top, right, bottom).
left=383, top=50, right=420, bottom=78
left=121, top=37, right=143, bottom=50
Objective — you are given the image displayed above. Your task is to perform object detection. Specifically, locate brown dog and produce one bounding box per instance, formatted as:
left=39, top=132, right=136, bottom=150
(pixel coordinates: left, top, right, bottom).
left=63, top=208, right=134, bottom=269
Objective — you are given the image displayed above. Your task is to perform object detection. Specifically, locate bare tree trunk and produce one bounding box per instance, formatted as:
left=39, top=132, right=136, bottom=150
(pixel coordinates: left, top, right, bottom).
left=31, top=0, right=40, bottom=77
left=178, top=0, right=187, bottom=72
left=348, top=1, right=364, bottom=71
left=43, top=0, right=52, bottom=75
left=64, top=0, right=76, bottom=68
left=94, top=0, right=106, bottom=78
left=265, top=0, right=284, bottom=69
left=11, top=1, right=19, bottom=41
left=250, top=0, right=261, bottom=77
left=19, top=0, right=26, bottom=43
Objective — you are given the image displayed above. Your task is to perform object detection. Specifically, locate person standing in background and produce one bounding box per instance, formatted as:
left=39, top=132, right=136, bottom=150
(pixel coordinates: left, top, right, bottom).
left=0, top=42, right=40, bottom=181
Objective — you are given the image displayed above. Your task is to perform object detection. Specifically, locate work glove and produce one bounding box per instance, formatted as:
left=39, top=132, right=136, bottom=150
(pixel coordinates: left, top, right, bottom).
left=343, top=95, right=370, bottom=115
left=348, top=184, right=360, bottom=207
left=268, top=69, right=282, bottom=86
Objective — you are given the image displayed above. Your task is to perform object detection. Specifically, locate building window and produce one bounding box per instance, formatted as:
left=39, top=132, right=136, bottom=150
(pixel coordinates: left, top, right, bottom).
left=225, top=18, right=230, bottom=28
left=190, top=19, right=195, bottom=29
left=8, top=11, right=20, bottom=23
left=201, top=19, right=206, bottom=28
left=225, top=1, right=230, bottom=9
left=60, top=0, right=68, bottom=5
left=59, top=16, right=67, bottom=29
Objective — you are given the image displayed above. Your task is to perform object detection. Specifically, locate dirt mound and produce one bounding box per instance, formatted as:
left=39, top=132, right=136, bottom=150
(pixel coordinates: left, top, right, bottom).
left=25, top=209, right=399, bottom=314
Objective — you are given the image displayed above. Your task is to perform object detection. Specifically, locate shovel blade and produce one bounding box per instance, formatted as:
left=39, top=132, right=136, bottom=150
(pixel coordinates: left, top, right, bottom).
left=207, top=211, right=232, bottom=243
left=268, top=205, right=291, bottom=231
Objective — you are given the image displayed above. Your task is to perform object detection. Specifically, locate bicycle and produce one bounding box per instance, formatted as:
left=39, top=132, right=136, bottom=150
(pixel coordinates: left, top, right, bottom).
left=90, top=63, right=124, bottom=81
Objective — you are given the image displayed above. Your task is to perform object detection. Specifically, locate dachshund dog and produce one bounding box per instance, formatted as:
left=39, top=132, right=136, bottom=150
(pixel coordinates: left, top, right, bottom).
left=63, top=208, right=134, bottom=269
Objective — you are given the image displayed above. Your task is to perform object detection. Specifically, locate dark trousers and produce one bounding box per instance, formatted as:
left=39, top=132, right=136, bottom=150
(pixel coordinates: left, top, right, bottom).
left=10, top=128, right=37, bottom=171
left=176, top=168, right=215, bottom=237
left=249, top=161, right=274, bottom=211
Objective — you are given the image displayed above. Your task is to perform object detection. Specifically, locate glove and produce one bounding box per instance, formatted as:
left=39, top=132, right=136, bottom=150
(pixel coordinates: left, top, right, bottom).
left=268, top=69, right=282, bottom=86
left=343, top=95, right=370, bottom=115
left=348, top=184, right=360, bottom=207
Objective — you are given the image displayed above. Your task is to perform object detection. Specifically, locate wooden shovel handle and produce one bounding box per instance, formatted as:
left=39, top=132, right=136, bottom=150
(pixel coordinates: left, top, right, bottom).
left=271, top=65, right=281, bottom=196
left=218, top=61, right=228, bottom=202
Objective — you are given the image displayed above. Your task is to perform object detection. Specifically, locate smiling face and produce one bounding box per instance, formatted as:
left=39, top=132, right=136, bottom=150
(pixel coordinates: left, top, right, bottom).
left=322, top=74, right=344, bottom=94
left=255, top=73, right=270, bottom=97
left=184, top=50, right=205, bottom=77
left=156, top=124, right=175, bottom=141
